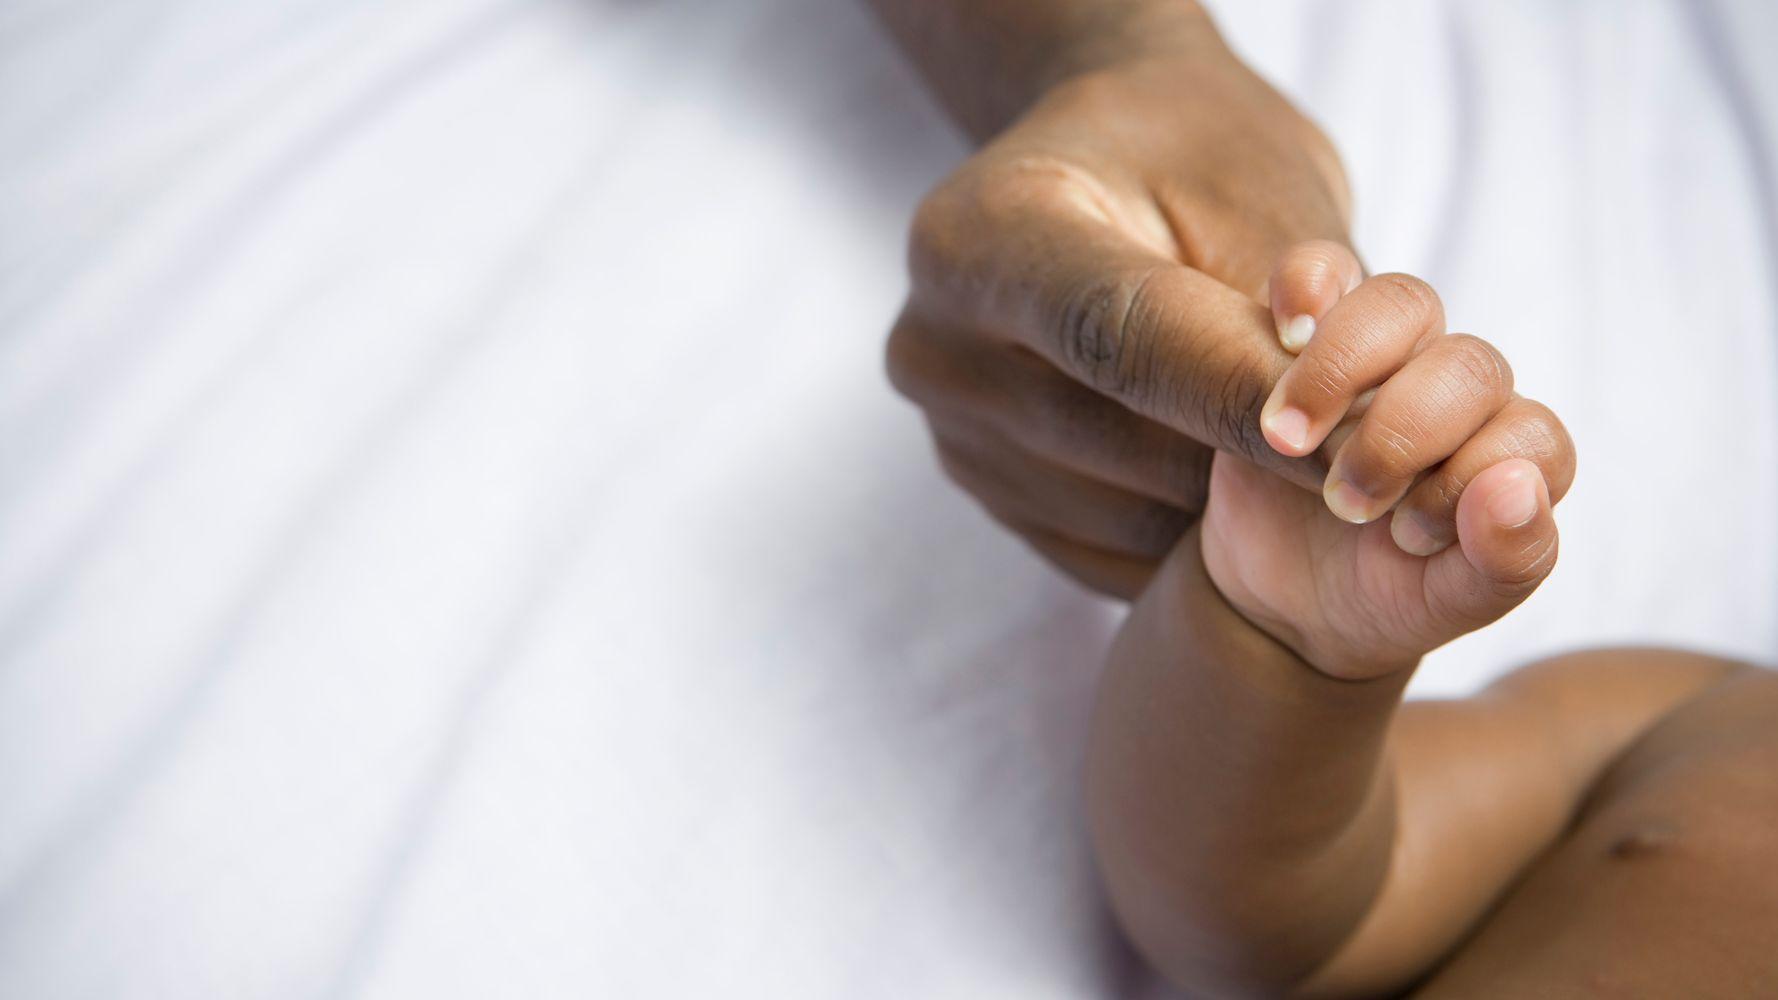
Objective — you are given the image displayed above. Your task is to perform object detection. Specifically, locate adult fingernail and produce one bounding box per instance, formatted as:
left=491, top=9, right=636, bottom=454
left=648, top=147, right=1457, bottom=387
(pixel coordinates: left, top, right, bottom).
left=1278, top=314, right=1316, bottom=352
left=1324, top=477, right=1376, bottom=524
left=1486, top=471, right=1540, bottom=527
left=1390, top=509, right=1447, bottom=556
left=1262, top=405, right=1311, bottom=454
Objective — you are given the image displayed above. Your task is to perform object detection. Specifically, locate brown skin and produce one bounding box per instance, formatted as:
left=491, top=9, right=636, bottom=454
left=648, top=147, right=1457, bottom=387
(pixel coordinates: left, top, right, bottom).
left=1409, top=658, right=1778, bottom=998
left=1085, top=251, right=1774, bottom=995
left=873, top=4, right=1777, bottom=992
left=873, top=2, right=1569, bottom=598
left=873, top=0, right=1356, bottom=598
left=1098, top=554, right=1775, bottom=997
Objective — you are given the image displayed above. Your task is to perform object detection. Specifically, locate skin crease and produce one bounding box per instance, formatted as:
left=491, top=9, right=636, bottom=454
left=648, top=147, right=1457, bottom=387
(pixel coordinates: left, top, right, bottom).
left=873, top=0, right=1356, bottom=598
left=1087, top=249, right=1778, bottom=998
left=872, top=3, right=1778, bottom=994
left=873, top=3, right=1574, bottom=597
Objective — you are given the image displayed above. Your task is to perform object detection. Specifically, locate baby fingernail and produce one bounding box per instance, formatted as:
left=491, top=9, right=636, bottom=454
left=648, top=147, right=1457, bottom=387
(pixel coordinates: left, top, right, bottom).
left=1324, top=477, right=1376, bottom=524
left=1263, top=405, right=1311, bottom=454
left=1485, top=473, right=1540, bottom=527
left=1278, top=314, right=1316, bottom=353
left=1391, top=510, right=1447, bottom=556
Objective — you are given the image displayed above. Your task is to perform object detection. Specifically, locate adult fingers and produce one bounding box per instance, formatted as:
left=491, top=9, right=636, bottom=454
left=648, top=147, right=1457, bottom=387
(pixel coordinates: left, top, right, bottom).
left=907, top=158, right=1318, bottom=489
left=888, top=321, right=1214, bottom=511
left=931, top=424, right=1195, bottom=563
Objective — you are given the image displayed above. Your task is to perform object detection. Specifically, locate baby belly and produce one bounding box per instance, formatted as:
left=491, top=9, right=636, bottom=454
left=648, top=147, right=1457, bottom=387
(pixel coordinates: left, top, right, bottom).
left=1415, top=677, right=1778, bottom=997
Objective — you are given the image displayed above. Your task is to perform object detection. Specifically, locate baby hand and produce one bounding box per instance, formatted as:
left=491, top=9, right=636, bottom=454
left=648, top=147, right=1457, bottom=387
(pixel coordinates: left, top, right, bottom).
left=1199, top=242, right=1576, bottom=679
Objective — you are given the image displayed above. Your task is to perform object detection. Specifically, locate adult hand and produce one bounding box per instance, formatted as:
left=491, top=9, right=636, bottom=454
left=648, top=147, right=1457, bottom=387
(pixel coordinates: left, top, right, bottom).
left=885, top=26, right=1357, bottom=598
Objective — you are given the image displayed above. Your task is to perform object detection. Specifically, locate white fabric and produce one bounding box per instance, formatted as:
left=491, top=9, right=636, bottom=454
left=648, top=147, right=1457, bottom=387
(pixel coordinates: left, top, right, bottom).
left=1, top=1, right=1773, bottom=996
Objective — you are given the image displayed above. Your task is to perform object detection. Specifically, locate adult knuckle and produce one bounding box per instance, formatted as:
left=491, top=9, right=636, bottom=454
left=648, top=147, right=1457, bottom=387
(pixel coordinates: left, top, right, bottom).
left=1051, top=266, right=1164, bottom=398
left=1198, top=352, right=1274, bottom=464
left=883, top=320, right=968, bottom=409
left=938, top=155, right=1081, bottom=253
left=907, top=184, right=969, bottom=290
left=909, top=161, right=1029, bottom=287
left=978, top=155, right=1084, bottom=209
left=1049, top=275, right=1120, bottom=387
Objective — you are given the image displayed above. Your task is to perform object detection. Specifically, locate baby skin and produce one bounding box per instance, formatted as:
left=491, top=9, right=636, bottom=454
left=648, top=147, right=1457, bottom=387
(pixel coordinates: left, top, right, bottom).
left=1086, top=241, right=1778, bottom=997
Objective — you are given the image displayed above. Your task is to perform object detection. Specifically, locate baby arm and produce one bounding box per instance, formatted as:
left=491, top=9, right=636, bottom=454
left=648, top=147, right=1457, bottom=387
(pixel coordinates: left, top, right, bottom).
left=1084, top=245, right=1723, bottom=995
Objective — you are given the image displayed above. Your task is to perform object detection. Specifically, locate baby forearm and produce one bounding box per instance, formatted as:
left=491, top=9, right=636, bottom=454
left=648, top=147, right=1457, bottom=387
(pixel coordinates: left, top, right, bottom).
left=1085, top=527, right=1411, bottom=994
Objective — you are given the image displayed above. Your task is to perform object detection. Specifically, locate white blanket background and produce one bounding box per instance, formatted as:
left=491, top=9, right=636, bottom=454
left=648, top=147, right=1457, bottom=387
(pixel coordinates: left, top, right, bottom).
left=2, top=1, right=1775, bottom=996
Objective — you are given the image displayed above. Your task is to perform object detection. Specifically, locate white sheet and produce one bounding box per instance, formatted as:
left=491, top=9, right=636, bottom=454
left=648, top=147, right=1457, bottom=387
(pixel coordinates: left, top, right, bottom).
left=1, top=1, right=1774, bottom=996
